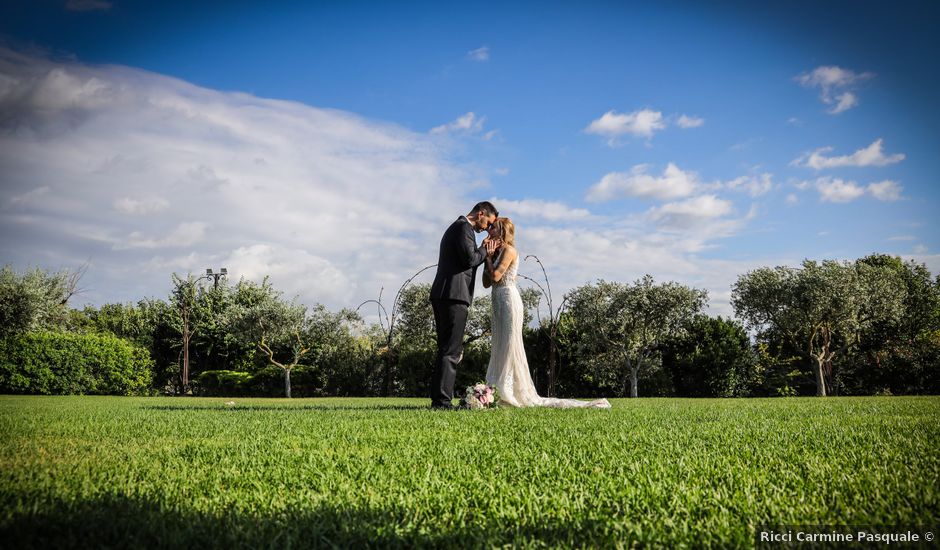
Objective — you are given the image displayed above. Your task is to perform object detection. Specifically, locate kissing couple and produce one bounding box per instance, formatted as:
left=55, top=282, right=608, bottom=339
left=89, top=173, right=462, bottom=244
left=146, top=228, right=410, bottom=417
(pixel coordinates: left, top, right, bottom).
left=429, top=201, right=611, bottom=410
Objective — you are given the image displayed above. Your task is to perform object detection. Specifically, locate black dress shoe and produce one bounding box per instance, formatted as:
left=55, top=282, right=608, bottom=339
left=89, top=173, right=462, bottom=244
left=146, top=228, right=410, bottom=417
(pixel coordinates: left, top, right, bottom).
left=430, top=403, right=455, bottom=411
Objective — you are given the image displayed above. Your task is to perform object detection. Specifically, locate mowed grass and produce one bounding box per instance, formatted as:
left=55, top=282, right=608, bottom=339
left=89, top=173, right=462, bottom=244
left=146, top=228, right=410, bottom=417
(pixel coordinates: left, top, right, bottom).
left=0, top=396, right=938, bottom=548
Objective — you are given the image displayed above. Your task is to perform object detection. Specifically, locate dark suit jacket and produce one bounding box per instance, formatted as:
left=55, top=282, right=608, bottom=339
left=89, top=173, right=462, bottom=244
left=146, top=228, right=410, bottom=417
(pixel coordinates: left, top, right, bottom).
left=430, top=217, right=488, bottom=305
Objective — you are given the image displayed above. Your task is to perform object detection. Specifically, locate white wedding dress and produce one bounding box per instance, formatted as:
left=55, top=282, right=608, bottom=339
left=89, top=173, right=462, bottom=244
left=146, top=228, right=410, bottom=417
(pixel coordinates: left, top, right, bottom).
left=485, top=252, right=611, bottom=409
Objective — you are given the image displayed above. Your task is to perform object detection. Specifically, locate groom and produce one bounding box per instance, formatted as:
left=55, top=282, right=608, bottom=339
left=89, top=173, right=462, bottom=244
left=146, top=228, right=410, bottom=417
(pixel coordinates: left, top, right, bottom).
left=429, top=201, right=500, bottom=410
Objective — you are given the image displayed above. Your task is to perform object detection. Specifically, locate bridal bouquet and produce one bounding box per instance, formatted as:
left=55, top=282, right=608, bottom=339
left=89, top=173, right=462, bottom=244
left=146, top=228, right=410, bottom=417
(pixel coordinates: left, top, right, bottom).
left=460, top=382, right=499, bottom=410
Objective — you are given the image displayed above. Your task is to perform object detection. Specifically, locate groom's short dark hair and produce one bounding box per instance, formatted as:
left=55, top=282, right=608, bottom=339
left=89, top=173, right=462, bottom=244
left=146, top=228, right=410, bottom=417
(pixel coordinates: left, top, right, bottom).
left=471, top=201, right=498, bottom=218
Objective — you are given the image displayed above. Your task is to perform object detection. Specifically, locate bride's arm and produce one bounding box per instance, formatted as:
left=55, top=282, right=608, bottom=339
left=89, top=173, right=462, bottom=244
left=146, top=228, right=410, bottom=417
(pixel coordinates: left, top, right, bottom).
left=487, top=246, right=517, bottom=283
left=482, top=238, right=499, bottom=288
left=483, top=257, right=493, bottom=288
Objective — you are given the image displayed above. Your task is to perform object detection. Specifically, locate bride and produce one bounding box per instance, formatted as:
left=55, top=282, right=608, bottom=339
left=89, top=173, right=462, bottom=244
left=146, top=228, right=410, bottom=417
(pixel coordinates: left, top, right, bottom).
left=482, top=217, right=611, bottom=409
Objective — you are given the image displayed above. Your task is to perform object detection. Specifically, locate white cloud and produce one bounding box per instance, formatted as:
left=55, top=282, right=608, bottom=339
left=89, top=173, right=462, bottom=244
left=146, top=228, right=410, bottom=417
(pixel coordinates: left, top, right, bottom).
left=792, top=138, right=905, bottom=169
left=787, top=117, right=803, bottom=126
left=489, top=198, right=594, bottom=222
left=66, top=0, right=112, bottom=11
left=647, top=195, right=734, bottom=229
left=830, top=92, right=858, bottom=114
left=585, top=109, right=665, bottom=143
left=785, top=193, right=799, bottom=205
left=730, top=138, right=762, bottom=152
left=0, top=47, right=474, bottom=309
left=814, top=177, right=866, bottom=203
left=430, top=111, right=486, bottom=135
left=887, top=235, right=916, bottom=242
left=513, top=221, right=766, bottom=318
left=867, top=180, right=903, bottom=202
left=6, top=186, right=50, bottom=206
left=467, top=46, right=490, bottom=62
left=725, top=173, right=773, bottom=197
left=223, top=244, right=350, bottom=302
left=586, top=163, right=698, bottom=202
left=795, top=65, right=875, bottom=114
left=797, top=65, right=872, bottom=89
left=114, top=196, right=170, bottom=214
left=800, top=176, right=905, bottom=203
left=115, top=222, right=210, bottom=250
left=904, top=254, right=940, bottom=282
left=676, top=114, right=705, bottom=128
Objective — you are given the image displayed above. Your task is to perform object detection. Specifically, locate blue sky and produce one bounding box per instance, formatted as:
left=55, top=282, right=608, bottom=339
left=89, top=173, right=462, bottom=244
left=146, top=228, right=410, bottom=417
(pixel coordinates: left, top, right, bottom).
left=1, top=0, right=938, bottom=315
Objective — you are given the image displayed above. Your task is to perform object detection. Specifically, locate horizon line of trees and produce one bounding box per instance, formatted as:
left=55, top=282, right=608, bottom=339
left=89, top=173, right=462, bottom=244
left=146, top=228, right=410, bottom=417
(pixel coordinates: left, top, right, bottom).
left=1, top=252, right=937, bottom=398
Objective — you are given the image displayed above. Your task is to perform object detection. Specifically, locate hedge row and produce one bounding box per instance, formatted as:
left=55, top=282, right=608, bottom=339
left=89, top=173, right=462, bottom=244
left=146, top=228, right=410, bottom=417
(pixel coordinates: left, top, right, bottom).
left=196, top=367, right=326, bottom=397
left=0, top=331, right=153, bottom=395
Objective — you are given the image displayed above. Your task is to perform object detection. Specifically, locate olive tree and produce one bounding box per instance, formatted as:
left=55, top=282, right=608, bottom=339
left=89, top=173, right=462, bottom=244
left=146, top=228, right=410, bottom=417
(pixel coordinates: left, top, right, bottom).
left=565, top=275, right=707, bottom=397
left=732, top=259, right=906, bottom=396
left=226, top=280, right=308, bottom=398
left=0, top=264, right=85, bottom=337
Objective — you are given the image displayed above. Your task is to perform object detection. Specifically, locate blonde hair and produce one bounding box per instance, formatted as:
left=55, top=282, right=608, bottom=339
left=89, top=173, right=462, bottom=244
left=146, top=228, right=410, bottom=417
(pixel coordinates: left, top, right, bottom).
left=496, top=217, right=516, bottom=247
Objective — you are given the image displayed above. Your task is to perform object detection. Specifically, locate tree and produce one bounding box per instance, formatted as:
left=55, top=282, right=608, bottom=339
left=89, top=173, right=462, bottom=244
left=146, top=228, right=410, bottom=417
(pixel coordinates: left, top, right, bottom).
left=845, top=255, right=940, bottom=394
left=75, top=297, right=180, bottom=391
left=357, top=265, right=437, bottom=396
left=79, top=298, right=169, bottom=351
left=169, top=274, right=204, bottom=392
left=226, top=279, right=308, bottom=398
left=661, top=315, right=758, bottom=397
left=732, top=259, right=906, bottom=396
left=566, top=276, right=707, bottom=397
left=0, top=264, right=85, bottom=337
left=302, top=304, right=363, bottom=395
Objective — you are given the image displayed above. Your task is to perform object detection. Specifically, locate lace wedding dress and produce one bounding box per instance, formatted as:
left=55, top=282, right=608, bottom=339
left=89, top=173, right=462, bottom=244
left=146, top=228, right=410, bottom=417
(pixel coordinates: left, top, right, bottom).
left=485, top=253, right=611, bottom=409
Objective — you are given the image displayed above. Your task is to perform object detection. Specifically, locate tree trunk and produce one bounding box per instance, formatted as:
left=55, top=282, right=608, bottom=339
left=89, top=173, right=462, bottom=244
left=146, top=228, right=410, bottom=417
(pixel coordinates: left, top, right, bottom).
left=547, top=340, right=557, bottom=397
left=624, top=356, right=640, bottom=398
left=383, top=354, right=395, bottom=397
left=284, top=369, right=292, bottom=399
left=812, top=355, right=827, bottom=397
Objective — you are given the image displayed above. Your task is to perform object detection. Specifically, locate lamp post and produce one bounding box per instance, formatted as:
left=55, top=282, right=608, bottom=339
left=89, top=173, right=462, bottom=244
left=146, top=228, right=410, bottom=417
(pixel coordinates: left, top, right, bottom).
left=178, top=267, right=228, bottom=392
left=206, top=267, right=228, bottom=289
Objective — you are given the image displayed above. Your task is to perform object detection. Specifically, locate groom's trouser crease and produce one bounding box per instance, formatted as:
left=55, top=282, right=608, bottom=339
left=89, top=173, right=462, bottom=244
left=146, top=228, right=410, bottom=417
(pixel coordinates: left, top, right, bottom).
left=430, top=299, right=469, bottom=407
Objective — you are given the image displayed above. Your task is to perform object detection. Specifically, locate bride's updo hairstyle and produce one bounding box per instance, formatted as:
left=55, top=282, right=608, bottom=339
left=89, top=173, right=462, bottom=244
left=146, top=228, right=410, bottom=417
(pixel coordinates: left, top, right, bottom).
left=497, top=217, right=516, bottom=247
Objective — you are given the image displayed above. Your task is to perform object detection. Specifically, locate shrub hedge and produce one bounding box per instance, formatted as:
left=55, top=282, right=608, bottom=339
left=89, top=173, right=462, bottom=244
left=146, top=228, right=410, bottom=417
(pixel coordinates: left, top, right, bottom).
left=196, top=366, right=326, bottom=397
left=0, top=331, right=153, bottom=395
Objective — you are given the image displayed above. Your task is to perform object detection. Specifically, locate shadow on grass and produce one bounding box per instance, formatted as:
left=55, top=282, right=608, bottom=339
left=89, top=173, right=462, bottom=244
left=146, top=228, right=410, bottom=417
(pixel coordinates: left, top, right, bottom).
left=0, top=494, right=621, bottom=549
left=145, top=404, right=434, bottom=412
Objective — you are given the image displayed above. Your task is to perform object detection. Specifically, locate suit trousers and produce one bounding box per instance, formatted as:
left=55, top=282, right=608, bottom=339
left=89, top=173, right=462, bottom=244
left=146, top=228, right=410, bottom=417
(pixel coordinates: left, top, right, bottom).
left=430, top=299, right=469, bottom=407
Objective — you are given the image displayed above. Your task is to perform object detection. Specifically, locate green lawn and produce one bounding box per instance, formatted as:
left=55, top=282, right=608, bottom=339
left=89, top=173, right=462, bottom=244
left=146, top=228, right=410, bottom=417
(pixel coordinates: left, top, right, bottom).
left=1, top=396, right=938, bottom=548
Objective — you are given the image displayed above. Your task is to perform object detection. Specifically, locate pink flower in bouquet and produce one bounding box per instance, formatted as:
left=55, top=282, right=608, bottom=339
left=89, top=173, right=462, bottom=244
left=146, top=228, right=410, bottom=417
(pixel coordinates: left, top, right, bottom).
left=460, top=382, right=498, bottom=409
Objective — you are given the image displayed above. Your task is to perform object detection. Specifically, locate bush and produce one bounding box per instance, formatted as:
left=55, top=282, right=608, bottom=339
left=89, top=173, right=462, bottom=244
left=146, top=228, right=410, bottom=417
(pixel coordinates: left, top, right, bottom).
left=196, top=366, right=326, bottom=397
left=194, top=370, right=254, bottom=396
left=0, top=331, right=153, bottom=395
